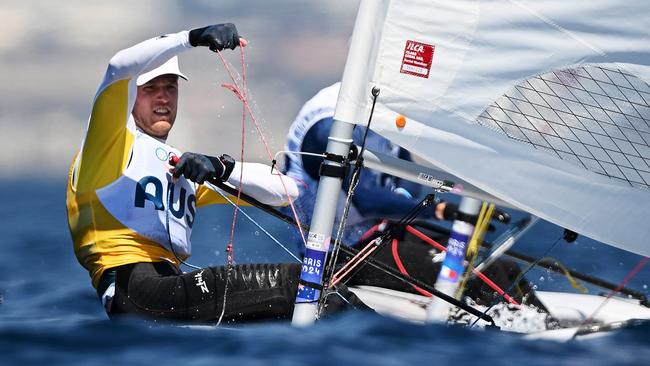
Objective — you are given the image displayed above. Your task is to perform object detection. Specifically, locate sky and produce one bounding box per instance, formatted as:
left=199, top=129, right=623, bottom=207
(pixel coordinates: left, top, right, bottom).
left=0, top=0, right=359, bottom=179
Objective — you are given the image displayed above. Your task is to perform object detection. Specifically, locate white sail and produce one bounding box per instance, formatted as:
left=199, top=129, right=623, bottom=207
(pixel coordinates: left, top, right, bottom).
left=334, top=0, right=650, bottom=256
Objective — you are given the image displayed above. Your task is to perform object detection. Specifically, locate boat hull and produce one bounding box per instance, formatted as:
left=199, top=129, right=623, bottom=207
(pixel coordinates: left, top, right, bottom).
left=349, top=285, right=650, bottom=340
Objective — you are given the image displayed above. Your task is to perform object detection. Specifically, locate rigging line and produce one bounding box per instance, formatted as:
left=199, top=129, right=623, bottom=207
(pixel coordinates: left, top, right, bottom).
left=333, top=194, right=432, bottom=276
left=404, top=225, right=518, bottom=305
left=327, top=196, right=431, bottom=287
left=212, top=179, right=310, bottom=233
left=209, top=170, right=496, bottom=322
left=391, top=238, right=432, bottom=297
left=336, top=243, right=495, bottom=325
left=391, top=196, right=432, bottom=227
left=217, top=42, right=248, bottom=326
left=358, top=221, right=386, bottom=244
left=208, top=180, right=494, bottom=323
left=224, top=76, right=246, bottom=261
left=216, top=53, right=308, bottom=251
left=220, top=42, right=249, bottom=256
left=271, top=150, right=326, bottom=190
left=273, top=150, right=326, bottom=162
left=318, top=162, right=363, bottom=316
left=328, top=196, right=433, bottom=291
left=469, top=233, right=564, bottom=328
left=535, top=256, right=589, bottom=294
left=414, top=219, right=649, bottom=304
left=355, top=87, right=382, bottom=160
left=209, top=183, right=301, bottom=263
left=319, top=87, right=381, bottom=316
left=331, top=192, right=432, bottom=282
left=329, top=238, right=381, bottom=288
left=572, top=256, right=649, bottom=339
left=474, top=216, right=539, bottom=274
left=456, top=203, right=494, bottom=300
left=483, top=240, right=650, bottom=305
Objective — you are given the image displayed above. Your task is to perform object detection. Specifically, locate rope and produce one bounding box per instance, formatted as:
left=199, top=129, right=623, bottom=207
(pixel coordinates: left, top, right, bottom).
left=455, top=202, right=494, bottom=300
left=540, top=257, right=589, bottom=294
left=201, top=183, right=496, bottom=324
left=211, top=184, right=301, bottom=263
left=469, top=234, right=564, bottom=328
left=215, top=47, right=308, bottom=251
left=391, top=238, right=432, bottom=297
left=358, top=221, right=387, bottom=244
left=402, top=225, right=517, bottom=304
left=329, top=238, right=381, bottom=288
left=216, top=42, right=248, bottom=326
left=404, top=225, right=447, bottom=252
left=327, top=215, right=518, bottom=305
left=324, top=195, right=432, bottom=297
left=212, top=40, right=310, bottom=323
left=573, top=256, right=649, bottom=338
left=318, top=87, right=381, bottom=316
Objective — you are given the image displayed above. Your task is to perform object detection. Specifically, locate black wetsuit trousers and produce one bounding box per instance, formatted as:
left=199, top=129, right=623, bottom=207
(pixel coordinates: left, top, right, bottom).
left=108, top=262, right=303, bottom=323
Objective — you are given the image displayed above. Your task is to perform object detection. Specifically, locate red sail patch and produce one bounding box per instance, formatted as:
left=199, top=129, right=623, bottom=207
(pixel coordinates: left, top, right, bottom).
left=400, top=40, right=435, bottom=78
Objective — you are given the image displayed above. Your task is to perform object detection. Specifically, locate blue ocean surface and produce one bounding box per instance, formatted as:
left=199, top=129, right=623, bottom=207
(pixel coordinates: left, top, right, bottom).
left=1, top=178, right=649, bottom=366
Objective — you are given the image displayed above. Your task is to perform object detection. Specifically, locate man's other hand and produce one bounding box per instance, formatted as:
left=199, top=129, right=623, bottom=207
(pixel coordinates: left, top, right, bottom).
left=171, top=152, right=232, bottom=184
left=189, top=23, right=240, bottom=52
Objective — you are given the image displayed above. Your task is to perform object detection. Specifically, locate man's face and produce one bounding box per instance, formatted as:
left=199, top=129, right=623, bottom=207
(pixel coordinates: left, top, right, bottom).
left=133, top=74, right=179, bottom=139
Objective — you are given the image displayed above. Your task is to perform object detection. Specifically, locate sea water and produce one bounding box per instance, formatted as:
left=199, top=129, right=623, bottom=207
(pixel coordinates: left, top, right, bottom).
left=1, top=179, right=649, bottom=366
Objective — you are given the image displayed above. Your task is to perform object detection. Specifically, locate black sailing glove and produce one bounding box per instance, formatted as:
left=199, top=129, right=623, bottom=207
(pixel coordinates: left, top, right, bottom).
left=172, top=152, right=235, bottom=184
left=441, top=202, right=460, bottom=221
left=189, top=23, right=240, bottom=51
left=439, top=202, right=511, bottom=225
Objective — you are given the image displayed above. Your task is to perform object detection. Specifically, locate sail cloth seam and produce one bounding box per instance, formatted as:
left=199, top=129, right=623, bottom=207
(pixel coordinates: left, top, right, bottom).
left=506, top=0, right=606, bottom=57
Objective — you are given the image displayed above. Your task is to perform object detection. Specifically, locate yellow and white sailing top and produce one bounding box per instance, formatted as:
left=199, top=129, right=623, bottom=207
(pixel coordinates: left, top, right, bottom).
left=67, top=30, right=298, bottom=289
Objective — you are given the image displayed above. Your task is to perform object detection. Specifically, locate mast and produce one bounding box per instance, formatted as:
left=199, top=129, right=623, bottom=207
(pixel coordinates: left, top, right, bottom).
left=291, top=0, right=390, bottom=326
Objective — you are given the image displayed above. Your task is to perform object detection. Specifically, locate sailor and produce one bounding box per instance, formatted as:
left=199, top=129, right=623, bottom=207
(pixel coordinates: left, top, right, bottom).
left=282, top=83, right=549, bottom=311
left=66, top=24, right=364, bottom=323
left=282, top=82, right=456, bottom=250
